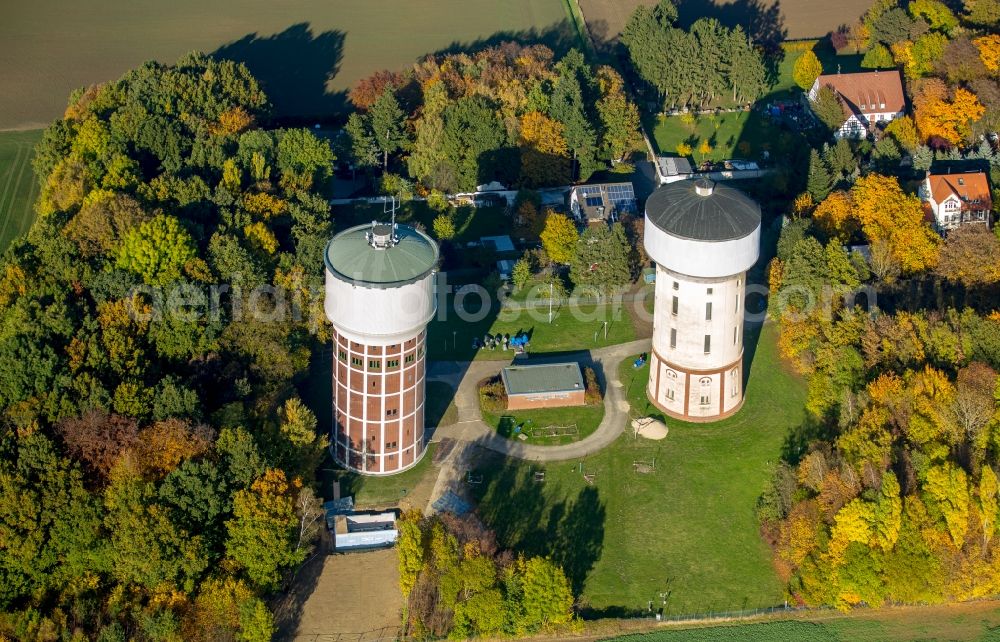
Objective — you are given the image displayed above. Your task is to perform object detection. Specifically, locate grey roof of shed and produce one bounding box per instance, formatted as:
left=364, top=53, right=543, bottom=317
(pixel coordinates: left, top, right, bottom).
left=501, top=363, right=584, bottom=396
left=645, top=179, right=761, bottom=242
left=325, top=223, right=439, bottom=287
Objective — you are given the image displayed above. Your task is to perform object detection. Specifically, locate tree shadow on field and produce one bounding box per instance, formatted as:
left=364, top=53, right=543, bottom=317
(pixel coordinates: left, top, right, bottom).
left=431, top=20, right=586, bottom=59
left=213, top=23, right=347, bottom=123
left=676, top=0, right=788, bottom=51
left=470, top=448, right=606, bottom=598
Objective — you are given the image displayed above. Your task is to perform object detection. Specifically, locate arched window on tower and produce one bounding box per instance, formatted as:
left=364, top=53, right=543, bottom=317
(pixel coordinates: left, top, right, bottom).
left=664, top=369, right=678, bottom=401
left=699, top=377, right=712, bottom=406
left=730, top=367, right=739, bottom=398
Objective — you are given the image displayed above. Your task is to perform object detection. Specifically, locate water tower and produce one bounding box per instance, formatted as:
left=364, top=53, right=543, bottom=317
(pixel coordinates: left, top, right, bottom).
left=324, top=218, right=439, bottom=474
left=643, top=179, right=761, bottom=421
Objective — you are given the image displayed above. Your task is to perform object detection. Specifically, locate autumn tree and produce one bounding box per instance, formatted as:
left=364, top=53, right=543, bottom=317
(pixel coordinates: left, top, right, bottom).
left=432, top=213, right=457, bottom=240
left=884, top=115, right=921, bottom=152
left=851, top=174, right=940, bottom=273
left=540, top=212, right=578, bottom=265
left=183, top=577, right=274, bottom=642
left=973, top=35, right=1000, bottom=73
left=794, top=50, right=823, bottom=90
left=915, top=85, right=985, bottom=146
left=812, top=191, right=856, bottom=242
left=519, top=111, right=570, bottom=186
left=595, top=66, right=641, bottom=162
left=225, top=468, right=305, bottom=591
left=935, top=226, right=1000, bottom=285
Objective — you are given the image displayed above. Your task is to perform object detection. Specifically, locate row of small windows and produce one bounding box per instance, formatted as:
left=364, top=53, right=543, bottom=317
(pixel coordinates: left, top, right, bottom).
left=669, top=328, right=739, bottom=351
left=669, top=292, right=740, bottom=319
left=340, top=350, right=421, bottom=368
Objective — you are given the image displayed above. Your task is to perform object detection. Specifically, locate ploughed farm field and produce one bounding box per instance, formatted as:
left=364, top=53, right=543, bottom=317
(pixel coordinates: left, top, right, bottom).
left=578, top=0, right=876, bottom=43
left=0, top=0, right=575, bottom=130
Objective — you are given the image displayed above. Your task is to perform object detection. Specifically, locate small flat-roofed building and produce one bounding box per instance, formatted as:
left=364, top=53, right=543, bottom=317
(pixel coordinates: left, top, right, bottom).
left=501, top=362, right=585, bottom=410
left=569, top=182, right=637, bottom=223
left=657, top=156, right=693, bottom=183
left=331, top=510, right=398, bottom=552
left=480, top=235, right=516, bottom=254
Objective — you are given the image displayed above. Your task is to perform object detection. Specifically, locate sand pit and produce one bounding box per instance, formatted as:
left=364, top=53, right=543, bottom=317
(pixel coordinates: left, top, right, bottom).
left=632, top=417, right=668, bottom=440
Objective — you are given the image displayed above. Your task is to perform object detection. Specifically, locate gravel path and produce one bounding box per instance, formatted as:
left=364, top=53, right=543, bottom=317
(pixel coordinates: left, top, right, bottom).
left=425, top=338, right=652, bottom=462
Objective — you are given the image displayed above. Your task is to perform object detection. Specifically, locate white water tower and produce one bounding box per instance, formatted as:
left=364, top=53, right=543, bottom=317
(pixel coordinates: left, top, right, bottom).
left=643, top=179, right=761, bottom=421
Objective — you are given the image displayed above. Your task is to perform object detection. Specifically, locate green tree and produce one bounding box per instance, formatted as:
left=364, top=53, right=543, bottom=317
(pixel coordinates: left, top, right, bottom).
left=518, top=557, right=573, bottom=630
left=441, top=96, right=506, bottom=192
left=115, top=214, right=196, bottom=285
left=813, top=85, right=847, bottom=132
left=550, top=50, right=600, bottom=180
left=104, top=462, right=208, bottom=592
left=511, top=257, right=532, bottom=291
left=807, top=149, right=834, bottom=201
left=726, top=27, right=768, bottom=103
left=344, top=112, right=379, bottom=170
left=794, top=50, right=824, bottom=90
left=862, top=44, right=895, bottom=69
left=539, top=213, right=578, bottom=265
left=276, top=129, right=334, bottom=190
left=570, top=223, right=634, bottom=294
left=368, top=87, right=408, bottom=170
left=432, top=213, right=457, bottom=241
left=225, top=469, right=305, bottom=591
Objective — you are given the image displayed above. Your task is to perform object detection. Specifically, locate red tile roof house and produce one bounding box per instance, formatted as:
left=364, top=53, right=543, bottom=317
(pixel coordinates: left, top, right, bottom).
left=919, top=170, right=993, bottom=232
left=807, top=70, right=906, bottom=139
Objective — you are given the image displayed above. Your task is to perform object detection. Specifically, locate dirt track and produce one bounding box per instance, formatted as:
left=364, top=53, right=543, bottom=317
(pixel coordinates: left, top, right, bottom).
left=578, top=0, right=875, bottom=43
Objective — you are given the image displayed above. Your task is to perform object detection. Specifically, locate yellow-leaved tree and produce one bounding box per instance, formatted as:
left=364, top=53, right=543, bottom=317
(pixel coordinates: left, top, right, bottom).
left=850, top=174, right=940, bottom=273
left=973, top=34, right=1000, bottom=74
left=915, top=86, right=985, bottom=146
left=539, top=212, right=578, bottom=265
left=812, top=191, right=856, bottom=242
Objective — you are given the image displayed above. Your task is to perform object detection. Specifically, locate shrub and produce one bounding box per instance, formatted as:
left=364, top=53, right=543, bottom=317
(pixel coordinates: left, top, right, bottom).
left=478, top=376, right=507, bottom=414
left=583, top=367, right=601, bottom=405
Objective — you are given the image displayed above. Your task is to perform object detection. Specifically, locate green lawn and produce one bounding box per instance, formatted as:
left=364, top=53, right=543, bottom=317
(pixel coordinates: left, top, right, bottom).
left=0, top=130, right=42, bottom=253
left=428, top=297, right=636, bottom=361
left=471, top=322, right=807, bottom=614
left=482, top=402, right=604, bottom=445
left=323, top=442, right=437, bottom=509
left=649, top=38, right=865, bottom=164
left=603, top=603, right=1000, bottom=641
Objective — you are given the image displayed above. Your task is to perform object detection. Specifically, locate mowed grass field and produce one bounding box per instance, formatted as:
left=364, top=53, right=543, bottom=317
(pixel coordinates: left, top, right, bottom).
left=0, top=0, right=575, bottom=129
left=472, top=322, right=807, bottom=614
left=0, top=130, right=42, bottom=253
left=578, top=0, right=875, bottom=43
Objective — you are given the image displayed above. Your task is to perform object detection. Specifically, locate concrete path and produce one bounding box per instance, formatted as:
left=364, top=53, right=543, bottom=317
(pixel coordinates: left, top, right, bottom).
left=426, top=338, right=651, bottom=462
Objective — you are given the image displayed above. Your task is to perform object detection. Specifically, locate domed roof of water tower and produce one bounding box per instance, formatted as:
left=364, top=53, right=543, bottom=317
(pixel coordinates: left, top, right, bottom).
left=645, top=178, right=760, bottom=242
left=643, top=179, right=761, bottom=278
left=324, top=223, right=439, bottom=288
